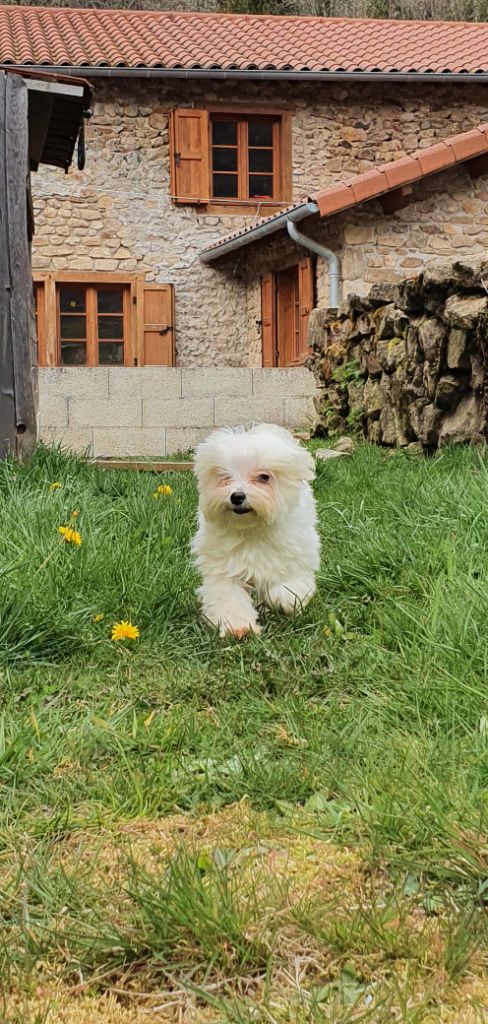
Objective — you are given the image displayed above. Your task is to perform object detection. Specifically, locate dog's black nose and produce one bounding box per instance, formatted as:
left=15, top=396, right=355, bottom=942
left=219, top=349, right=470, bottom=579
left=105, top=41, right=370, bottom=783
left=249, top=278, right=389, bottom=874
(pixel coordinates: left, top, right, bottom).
left=230, top=491, right=246, bottom=506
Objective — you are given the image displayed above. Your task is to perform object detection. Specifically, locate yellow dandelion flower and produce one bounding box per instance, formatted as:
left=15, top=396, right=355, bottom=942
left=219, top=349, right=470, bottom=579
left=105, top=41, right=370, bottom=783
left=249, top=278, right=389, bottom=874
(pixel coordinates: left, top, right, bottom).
left=58, top=525, right=82, bottom=546
left=94, top=613, right=105, bottom=623
left=153, top=484, right=173, bottom=498
left=49, top=481, right=62, bottom=491
left=111, top=620, right=140, bottom=641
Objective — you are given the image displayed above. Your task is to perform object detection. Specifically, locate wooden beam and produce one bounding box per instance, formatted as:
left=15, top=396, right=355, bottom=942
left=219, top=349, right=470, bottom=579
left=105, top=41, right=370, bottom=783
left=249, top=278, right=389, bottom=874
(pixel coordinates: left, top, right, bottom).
left=91, top=459, right=194, bottom=472
left=379, top=185, right=413, bottom=215
left=0, top=71, right=17, bottom=459
left=24, top=78, right=85, bottom=100
left=5, top=73, right=37, bottom=454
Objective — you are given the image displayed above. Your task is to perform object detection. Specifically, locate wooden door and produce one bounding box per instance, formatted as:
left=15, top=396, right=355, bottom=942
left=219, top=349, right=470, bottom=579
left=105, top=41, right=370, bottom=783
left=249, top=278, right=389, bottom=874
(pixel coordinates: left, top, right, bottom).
left=261, top=272, right=276, bottom=367
left=277, top=265, right=300, bottom=367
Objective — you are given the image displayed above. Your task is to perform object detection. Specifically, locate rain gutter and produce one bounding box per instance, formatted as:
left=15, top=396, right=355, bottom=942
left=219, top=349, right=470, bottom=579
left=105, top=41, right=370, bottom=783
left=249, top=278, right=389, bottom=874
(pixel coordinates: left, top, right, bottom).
left=3, top=65, right=488, bottom=83
left=287, top=213, right=341, bottom=306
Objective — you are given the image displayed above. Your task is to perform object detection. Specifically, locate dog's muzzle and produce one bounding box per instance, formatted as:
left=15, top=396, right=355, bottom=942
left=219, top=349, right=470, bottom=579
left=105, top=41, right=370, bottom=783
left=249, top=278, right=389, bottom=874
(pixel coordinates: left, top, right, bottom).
left=229, top=491, right=252, bottom=515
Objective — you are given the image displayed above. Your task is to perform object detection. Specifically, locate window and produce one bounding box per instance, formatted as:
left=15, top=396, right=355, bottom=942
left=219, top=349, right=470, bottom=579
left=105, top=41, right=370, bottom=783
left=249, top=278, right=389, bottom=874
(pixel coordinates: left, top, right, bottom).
left=211, top=116, right=277, bottom=202
left=34, top=274, right=175, bottom=368
left=261, top=259, right=314, bottom=368
left=170, top=108, right=292, bottom=209
left=58, top=283, right=127, bottom=366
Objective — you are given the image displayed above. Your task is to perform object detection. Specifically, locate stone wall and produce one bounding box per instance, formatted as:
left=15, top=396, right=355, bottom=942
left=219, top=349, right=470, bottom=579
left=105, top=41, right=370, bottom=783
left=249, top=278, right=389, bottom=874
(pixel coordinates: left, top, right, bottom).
left=38, top=366, right=316, bottom=457
left=32, top=77, right=488, bottom=367
left=307, top=256, right=488, bottom=450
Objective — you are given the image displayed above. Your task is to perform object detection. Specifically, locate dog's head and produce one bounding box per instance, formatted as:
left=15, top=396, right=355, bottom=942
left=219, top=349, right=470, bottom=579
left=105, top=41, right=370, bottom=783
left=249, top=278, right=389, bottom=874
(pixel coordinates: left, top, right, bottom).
left=194, top=423, right=315, bottom=527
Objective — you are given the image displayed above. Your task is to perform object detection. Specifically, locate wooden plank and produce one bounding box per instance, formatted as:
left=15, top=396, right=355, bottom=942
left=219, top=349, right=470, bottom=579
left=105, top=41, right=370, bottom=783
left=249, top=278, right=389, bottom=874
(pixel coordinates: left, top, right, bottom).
left=5, top=72, right=37, bottom=454
left=140, top=283, right=175, bottom=366
left=0, top=71, right=16, bottom=459
left=24, top=78, right=85, bottom=100
left=91, top=459, right=194, bottom=472
left=171, top=108, right=210, bottom=204
left=43, top=274, right=57, bottom=366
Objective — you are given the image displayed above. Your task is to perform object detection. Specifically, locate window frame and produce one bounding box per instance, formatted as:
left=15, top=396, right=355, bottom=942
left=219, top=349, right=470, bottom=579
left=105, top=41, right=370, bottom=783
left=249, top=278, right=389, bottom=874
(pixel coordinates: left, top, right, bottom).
left=210, top=113, right=279, bottom=205
left=56, top=281, right=130, bottom=368
left=33, top=272, right=176, bottom=369
left=207, top=106, right=292, bottom=214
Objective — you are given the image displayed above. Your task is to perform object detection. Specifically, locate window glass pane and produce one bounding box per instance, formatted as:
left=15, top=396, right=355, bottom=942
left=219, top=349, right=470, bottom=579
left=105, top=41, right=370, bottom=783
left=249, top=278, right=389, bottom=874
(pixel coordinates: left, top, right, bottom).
left=248, top=122, right=273, bottom=147
left=60, top=315, right=86, bottom=340
left=59, top=286, right=86, bottom=313
left=212, top=148, right=238, bottom=172
left=98, top=315, right=124, bottom=340
left=249, top=174, right=274, bottom=198
left=98, top=288, right=123, bottom=314
left=212, top=120, right=237, bottom=146
left=99, top=342, right=124, bottom=365
left=213, top=173, right=239, bottom=198
left=249, top=149, right=273, bottom=173
left=61, top=342, right=87, bottom=365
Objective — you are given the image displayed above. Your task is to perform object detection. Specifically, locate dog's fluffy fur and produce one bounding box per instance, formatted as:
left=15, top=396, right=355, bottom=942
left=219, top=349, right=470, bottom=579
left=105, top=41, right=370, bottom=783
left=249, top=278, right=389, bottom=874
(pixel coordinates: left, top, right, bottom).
left=192, top=423, right=320, bottom=637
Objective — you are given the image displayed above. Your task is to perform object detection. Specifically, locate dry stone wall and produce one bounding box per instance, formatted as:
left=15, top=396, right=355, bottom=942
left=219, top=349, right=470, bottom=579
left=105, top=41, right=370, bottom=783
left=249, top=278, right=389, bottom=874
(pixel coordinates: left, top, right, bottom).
left=307, top=257, right=488, bottom=450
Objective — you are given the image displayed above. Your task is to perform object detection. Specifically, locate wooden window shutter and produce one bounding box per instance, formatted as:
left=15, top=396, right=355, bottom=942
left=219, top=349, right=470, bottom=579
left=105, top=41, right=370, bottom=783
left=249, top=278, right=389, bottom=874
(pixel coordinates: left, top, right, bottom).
left=170, top=109, right=210, bottom=204
left=261, top=272, right=276, bottom=367
left=298, top=257, right=314, bottom=363
left=137, top=283, right=175, bottom=366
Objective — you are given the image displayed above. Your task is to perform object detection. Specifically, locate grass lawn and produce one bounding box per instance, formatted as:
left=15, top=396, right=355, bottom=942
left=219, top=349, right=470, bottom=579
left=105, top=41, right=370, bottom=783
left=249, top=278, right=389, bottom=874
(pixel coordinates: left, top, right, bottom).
left=1, top=442, right=488, bottom=1023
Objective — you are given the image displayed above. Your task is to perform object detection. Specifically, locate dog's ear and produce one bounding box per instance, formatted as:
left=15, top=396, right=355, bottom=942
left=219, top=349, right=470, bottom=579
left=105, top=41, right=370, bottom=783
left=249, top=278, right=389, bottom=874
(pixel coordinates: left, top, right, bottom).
left=291, top=443, right=316, bottom=482
left=193, top=434, right=216, bottom=483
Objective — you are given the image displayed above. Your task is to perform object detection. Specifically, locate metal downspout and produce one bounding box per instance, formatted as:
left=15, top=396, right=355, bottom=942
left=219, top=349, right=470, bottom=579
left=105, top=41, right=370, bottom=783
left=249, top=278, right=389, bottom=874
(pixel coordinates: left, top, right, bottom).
left=286, top=214, right=341, bottom=307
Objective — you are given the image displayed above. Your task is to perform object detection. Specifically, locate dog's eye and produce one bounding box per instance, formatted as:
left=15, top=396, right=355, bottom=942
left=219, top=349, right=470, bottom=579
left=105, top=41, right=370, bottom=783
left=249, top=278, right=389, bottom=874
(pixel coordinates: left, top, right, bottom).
left=257, top=473, right=271, bottom=483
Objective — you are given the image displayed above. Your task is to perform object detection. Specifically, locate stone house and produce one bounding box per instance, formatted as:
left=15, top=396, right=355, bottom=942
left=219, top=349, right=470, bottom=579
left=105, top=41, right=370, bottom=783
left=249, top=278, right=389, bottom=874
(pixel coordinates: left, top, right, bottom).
left=4, top=7, right=488, bottom=454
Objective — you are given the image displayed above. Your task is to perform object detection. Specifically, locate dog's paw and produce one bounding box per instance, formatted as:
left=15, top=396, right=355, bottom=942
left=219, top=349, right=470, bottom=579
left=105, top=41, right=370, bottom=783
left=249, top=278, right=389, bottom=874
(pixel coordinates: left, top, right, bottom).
left=268, top=579, right=315, bottom=615
left=219, top=621, right=262, bottom=639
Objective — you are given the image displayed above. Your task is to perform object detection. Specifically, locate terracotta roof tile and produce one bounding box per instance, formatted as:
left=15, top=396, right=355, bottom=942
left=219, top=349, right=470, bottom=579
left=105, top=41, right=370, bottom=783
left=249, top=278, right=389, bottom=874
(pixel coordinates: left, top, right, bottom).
left=202, top=123, right=488, bottom=259
left=4, top=7, right=488, bottom=74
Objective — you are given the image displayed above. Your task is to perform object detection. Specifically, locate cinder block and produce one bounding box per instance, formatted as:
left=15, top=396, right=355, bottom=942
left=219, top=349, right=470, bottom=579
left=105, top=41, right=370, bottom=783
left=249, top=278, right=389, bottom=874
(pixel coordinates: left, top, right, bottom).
left=108, top=367, right=182, bottom=400
left=252, top=367, right=317, bottom=398
left=69, top=398, right=143, bottom=428
left=38, top=395, right=68, bottom=428
left=214, top=396, right=284, bottom=428
left=140, top=367, right=182, bottom=399
left=40, top=426, right=93, bottom=455
left=38, top=367, right=109, bottom=400
left=107, top=368, right=144, bottom=400
left=143, top=398, right=214, bottom=429
left=283, top=396, right=316, bottom=428
left=166, top=427, right=209, bottom=454
left=92, top=427, right=166, bottom=458
left=181, top=367, right=252, bottom=398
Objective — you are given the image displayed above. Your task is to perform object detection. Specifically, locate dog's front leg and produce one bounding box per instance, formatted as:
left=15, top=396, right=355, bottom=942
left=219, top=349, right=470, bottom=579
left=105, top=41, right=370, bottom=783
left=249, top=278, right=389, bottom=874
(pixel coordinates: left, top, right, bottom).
left=199, top=579, right=261, bottom=638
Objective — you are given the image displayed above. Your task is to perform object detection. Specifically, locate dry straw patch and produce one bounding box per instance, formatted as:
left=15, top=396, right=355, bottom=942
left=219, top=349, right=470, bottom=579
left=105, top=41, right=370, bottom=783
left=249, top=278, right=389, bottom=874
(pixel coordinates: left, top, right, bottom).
left=3, top=804, right=488, bottom=1023
left=54, top=800, right=362, bottom=893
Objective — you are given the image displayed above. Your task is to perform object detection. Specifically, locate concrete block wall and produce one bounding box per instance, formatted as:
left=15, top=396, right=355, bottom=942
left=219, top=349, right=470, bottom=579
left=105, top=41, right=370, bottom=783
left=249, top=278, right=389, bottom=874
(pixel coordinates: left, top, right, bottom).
left=38, top=367, right=317, bottom=457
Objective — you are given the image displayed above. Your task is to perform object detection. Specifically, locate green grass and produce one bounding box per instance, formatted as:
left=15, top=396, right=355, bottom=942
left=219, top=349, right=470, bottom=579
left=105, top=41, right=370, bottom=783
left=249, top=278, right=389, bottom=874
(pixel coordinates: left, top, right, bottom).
left=1, top=442, right=488, bottom=1022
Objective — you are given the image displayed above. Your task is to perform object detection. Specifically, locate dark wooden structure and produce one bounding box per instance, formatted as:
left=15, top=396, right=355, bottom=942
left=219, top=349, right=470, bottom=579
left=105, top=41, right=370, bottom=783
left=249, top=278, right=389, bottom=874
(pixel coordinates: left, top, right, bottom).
left=0, top=69, right=91, bottom=458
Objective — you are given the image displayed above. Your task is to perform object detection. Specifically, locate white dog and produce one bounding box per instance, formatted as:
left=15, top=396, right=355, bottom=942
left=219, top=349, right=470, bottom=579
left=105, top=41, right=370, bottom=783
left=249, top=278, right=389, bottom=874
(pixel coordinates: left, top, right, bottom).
left=192, top=423, right=320, bottom=637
